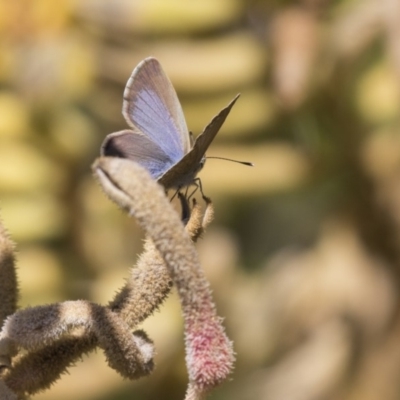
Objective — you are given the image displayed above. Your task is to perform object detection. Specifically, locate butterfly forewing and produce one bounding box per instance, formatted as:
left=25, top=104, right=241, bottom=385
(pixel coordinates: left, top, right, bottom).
left=158, top=94, right=240, bottom=189
left=122, top=58, right=190, bottom=161
left=192, top=94, right=240, bottom=161
left=101, top=129, right=175, bottom=180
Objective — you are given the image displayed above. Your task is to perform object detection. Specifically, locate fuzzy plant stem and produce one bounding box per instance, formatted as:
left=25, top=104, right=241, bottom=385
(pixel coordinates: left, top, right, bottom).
left=0, top=185, right=213, bottom=398
left=93, top=157, right=235, bottom=395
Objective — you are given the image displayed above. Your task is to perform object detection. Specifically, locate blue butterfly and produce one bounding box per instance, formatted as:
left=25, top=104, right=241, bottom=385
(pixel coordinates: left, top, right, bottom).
left=101, top=57, right=239, bottom=191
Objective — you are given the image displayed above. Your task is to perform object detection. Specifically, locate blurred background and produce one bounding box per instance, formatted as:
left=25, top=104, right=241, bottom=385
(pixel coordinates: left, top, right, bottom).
left=1, top=0, right=400, bottom=399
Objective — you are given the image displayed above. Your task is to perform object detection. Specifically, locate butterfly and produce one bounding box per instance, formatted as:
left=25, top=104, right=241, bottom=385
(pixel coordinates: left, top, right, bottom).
left=101, top=57, right=240, bottom=193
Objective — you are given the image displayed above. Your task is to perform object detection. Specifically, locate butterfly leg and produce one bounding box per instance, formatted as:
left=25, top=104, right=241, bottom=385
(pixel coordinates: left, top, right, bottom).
left=187, top=178, right=210, bottom=203
left=184, top=185, right=190, bottom=199
left=170, top=188, right=180, bottom=201
left=187, top=181, right=199, bottom=200
left=177, top=192, right=191, bottom=223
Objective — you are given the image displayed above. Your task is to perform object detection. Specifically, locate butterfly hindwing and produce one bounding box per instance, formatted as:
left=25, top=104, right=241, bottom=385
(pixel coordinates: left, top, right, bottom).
left=101, top=129, right=175, bottom=180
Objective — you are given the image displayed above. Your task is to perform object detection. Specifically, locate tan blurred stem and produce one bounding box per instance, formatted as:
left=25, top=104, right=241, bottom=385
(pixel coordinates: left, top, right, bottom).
left=0, top=220, right=18, bottom=326
left=93, top=157, right=234, bottom=392
left=383, top=0, right=400, bottom=84
left=0, top=220, right=18, bottom=371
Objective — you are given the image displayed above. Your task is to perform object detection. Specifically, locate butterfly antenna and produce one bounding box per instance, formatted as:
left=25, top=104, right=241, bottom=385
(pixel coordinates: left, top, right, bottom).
left=206, top=156, right=254, bottom=167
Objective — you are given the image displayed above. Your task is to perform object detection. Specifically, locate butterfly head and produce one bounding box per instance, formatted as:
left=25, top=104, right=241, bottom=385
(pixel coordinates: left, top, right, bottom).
left=198, top=156, right=206, bottom=172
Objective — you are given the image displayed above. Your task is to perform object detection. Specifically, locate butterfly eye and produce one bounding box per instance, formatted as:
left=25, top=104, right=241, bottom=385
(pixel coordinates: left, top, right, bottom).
left=199, top=157, right=206, bottom=170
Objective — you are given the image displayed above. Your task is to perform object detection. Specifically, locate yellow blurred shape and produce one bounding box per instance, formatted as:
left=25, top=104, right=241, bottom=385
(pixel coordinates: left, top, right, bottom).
left=0, top=141, right=66, bottom=192
left=137, top=0, right=241, bottom=33
left=356, top=60, right=400, bottom=124
left=253, top=320, right=352, bottom=400
left=100, top=32, right=266, bottom=94
left=0, top=46, right=17, bottom=84
left=0, top=92, right=30, bottom=138
left=30, top=0, right=72, bottom=36
left=77, top=177, right=143, bottom=273
left=201, top=143, right=310, bottom=195
left=50, top=107, right=97, bottom=161
left=18, top=246, right=64, bottom=306
left=35, top=351, right=127, bottom=400
left=77, top=0, right=242, bottom=35
left=160, top=33, right=266, bottom=93
left=184, top=89, right=275, bottom=138
left=140, top=289, right=184, bottom=363
left=0, top=0, right=71, bottom=38
left=15, top=37, right=95, bottom=103
left=0, top=195, right=67, bottom=241
left=91, top=266, right=132, bottom=304
left=361, top=128, right=400, bottom=179
left=228, top=273, right=272, bottom=365
left=60, top=38, right=95, bottom=99
left=197, top=229, right=239, bottom=285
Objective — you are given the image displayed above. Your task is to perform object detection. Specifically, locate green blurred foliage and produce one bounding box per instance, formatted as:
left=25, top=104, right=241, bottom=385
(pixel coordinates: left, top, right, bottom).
left=1, top=0, right=400, bottom=399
